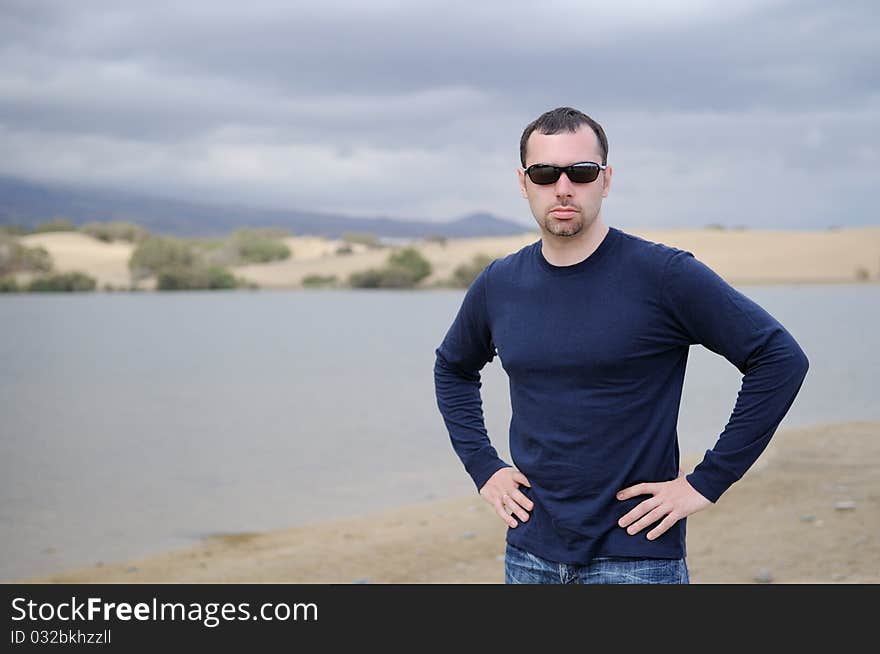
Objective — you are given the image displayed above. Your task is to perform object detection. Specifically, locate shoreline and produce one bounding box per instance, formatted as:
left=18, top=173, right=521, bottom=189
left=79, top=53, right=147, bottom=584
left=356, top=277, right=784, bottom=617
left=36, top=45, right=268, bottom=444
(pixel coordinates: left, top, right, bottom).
left=10, top=227, right=880, bottom=290
left=17, top=419, right=879, bottom=584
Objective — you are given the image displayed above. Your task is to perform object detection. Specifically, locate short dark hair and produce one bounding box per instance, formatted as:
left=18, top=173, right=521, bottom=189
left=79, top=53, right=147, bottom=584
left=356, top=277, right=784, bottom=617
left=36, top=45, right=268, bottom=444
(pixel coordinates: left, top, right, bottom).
left=519, top=107, right=608, bottom=167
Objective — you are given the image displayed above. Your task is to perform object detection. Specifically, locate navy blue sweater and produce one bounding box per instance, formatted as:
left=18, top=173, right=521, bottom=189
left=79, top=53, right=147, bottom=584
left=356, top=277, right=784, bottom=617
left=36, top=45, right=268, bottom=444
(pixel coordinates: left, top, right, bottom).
left=433, top=226, right=809, bottom=565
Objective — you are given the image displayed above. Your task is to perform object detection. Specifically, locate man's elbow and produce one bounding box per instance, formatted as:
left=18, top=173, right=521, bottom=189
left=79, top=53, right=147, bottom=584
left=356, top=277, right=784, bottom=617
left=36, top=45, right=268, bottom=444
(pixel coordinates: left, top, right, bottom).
left=434, top=348, right=481, bottom=384
left=434, top=349, right=453, bottom=379
left=786, top=337, right=810, bottom=385
left=796, top=347, right=809, bottom=383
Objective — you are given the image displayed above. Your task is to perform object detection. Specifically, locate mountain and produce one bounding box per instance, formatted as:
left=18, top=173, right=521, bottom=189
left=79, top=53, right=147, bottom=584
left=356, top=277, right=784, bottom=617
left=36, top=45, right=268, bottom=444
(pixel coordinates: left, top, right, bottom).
left=0, top=176, right=531, bottom=239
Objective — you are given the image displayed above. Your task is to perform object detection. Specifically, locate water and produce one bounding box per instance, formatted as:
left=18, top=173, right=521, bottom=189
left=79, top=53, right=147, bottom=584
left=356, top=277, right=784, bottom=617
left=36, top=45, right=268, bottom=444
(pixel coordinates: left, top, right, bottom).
left=1, top=285, right=877, bottom=581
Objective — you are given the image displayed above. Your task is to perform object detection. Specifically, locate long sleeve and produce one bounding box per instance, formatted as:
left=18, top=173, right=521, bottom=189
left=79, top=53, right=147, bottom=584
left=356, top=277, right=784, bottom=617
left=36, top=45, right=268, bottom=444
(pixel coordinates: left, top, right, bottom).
left=661, top=250, right=810, bottom=503
left=434, top=263, right=511, bottom=492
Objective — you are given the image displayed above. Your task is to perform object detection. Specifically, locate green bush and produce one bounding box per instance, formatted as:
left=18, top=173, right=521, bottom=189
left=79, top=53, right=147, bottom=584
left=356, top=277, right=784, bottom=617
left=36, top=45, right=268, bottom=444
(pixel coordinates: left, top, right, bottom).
left=129, top=235, right=197, bottom=280
left=388, top=247, right=432, bottom=282
left=302, top=274, right=338, bottom=288
left=201, top=228, right=291, bottom=266
left=0, top=275, right=20, bottom=292
left=80, top=221, right=150, bottom=243
left=347, top=268, right=382, bottom=288
left=0, top=238, right=13, bottom=274
left=450, top=253, right=495, bottom=288
left=348, top=267, right=416, bottom=289
left=156, top=264, right=239, bottom=290
left=19, top=245, right=53, bottom=273
left=229, top=229, right=291, bottom=264
left=0, top=225, right=28, bottom=236
left=27, top=271, right=96, bottom=292
left=32, top=217, right=76, bottom=233
left=128, top=234, right=248, bottom=290
left=156, top=265, right=238, bottom=291
left=0, top=236, right=53, bottom=275
left=348, top=247, right=432, bottom=289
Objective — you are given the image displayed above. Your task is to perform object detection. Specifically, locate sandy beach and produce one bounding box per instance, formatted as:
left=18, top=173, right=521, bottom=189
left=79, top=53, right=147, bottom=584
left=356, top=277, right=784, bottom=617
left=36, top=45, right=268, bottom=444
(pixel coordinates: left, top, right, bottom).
left=21, top=420, right=879, bottom=584
left=13, top=226, right=880, bottom=289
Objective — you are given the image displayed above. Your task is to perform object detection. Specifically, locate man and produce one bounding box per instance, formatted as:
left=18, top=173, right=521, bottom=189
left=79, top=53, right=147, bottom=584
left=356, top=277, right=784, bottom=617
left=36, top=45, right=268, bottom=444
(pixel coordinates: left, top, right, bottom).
left=433, top=106, right=809, bottom=584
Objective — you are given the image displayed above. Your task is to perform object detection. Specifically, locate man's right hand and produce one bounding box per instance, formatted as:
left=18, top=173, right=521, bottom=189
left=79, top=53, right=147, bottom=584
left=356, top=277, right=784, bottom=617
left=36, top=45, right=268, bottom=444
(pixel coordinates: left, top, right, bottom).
left=479, top=467, right=534, bottom=528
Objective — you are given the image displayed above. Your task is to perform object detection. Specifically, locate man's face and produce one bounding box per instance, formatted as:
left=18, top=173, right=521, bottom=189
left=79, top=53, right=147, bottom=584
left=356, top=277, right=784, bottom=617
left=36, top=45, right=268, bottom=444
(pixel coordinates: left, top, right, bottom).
left=517, top=126, right=612, bottom=239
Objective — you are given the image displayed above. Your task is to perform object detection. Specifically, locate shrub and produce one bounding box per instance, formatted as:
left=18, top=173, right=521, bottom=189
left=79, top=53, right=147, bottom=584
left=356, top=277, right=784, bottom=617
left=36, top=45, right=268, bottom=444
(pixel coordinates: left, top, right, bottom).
left=348, top=247, right=432, bottom=289
left=0, top=238, right=12, bottom=274
left=129, top=235, right=196, bottom=280
left=347, top=268, right=382, bottom=288
left=450, top=253, right=495, bottom=288
left=128, top=234, right=248, bottom=290
left=32, top=217, right=76, bottom=233
left=424, top=234, right=447, bottom=246
left=0, top=275, right=20, bottom=292
left=302, top=274, right=338, bottom=288
left=388, top=247, right=431, bottom=282
left=156, top=264, right=239, bottom=290
left=348, top=267, right=418, bottom=289
left=0, top=236, right=53, bottom=275
left=27, top=271, right=96, bottom=292
left=202, top=229, right=291, bottom=266
left=229, top=228, right=291, bottom=264
left=0, top=225, right=28, bottom=236
left=18, top=245, right=53, bottom=273
left=80, top=221, right=150, bottom=243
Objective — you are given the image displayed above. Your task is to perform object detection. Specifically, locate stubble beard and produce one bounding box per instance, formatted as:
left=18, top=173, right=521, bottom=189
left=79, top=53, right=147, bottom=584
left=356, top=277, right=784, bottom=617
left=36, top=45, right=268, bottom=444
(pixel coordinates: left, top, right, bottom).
left=541, top=211, right=592, bottom=238
left=546, top=216, right=582, bottom=237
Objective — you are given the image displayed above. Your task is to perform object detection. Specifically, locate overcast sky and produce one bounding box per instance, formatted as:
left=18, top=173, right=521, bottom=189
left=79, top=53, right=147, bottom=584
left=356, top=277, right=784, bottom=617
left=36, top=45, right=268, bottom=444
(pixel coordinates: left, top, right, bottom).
left=1, top=0, right=877, bottom=228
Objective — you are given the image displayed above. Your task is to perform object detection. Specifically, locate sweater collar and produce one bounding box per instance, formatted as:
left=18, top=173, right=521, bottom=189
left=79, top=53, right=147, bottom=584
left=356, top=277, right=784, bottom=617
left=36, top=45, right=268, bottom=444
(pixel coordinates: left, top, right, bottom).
left=535, top=226, right=620, bottom=276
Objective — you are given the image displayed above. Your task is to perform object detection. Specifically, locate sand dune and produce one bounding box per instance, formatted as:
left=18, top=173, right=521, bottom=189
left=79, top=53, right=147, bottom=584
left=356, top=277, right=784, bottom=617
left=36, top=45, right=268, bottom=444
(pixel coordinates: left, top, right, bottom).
left=18, top=232, right=135, bottom=288
left=12, top=226, right=880, bottom=289
left=632, top=227, right=880, bottom=284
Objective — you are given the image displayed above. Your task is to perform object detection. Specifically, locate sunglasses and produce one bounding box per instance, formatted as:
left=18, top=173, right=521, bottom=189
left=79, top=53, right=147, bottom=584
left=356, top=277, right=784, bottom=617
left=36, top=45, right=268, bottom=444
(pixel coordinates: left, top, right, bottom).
left=523, top=161, right=607, bottom=185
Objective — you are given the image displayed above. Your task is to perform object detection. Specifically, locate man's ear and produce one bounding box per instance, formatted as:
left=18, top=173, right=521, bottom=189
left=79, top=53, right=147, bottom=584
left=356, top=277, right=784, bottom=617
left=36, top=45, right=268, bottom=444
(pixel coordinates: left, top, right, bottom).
left=517, top=167, right=528, bottom=198
left=601, top=164, right=613, bottom=198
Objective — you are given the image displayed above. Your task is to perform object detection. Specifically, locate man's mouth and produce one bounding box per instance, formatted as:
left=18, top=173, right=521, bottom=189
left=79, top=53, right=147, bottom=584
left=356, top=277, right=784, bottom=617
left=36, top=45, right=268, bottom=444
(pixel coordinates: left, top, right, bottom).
left=549, top=208, right=577, bottom=219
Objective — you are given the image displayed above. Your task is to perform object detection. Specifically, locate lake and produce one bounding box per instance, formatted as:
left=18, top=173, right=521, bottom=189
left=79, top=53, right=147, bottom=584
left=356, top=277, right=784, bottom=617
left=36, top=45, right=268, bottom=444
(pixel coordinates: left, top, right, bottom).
left=1, top=285, right=878, bottom=581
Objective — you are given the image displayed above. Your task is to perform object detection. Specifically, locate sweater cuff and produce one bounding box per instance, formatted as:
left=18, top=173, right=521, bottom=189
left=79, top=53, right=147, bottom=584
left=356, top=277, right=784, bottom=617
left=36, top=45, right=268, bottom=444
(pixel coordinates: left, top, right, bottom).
left=685, top=470, right=725, bottom=504
left=468, top=454, right=512, bottom=493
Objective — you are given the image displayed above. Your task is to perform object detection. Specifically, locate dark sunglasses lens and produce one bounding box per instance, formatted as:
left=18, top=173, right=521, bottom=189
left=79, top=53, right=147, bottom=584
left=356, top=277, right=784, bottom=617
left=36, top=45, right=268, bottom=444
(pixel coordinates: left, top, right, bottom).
left=567, top=164, right=600, bottom=183
left=528, top=165, right=560, bottom=185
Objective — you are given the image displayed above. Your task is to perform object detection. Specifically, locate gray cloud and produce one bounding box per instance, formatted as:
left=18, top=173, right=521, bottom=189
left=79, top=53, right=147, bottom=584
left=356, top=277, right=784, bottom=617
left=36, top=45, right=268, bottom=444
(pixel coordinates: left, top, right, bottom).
left=0, top=0, right=877, bottom=226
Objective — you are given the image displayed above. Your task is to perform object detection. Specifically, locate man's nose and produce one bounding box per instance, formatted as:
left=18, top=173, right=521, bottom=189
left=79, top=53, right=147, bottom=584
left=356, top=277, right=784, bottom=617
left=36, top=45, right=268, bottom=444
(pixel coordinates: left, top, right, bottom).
left=554, top=171, right=574, bottom=196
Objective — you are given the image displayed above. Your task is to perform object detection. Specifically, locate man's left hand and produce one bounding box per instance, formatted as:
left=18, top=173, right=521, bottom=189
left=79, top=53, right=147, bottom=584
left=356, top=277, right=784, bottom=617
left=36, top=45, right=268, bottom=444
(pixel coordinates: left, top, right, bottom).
left=616, top=470, right=712, bottom=540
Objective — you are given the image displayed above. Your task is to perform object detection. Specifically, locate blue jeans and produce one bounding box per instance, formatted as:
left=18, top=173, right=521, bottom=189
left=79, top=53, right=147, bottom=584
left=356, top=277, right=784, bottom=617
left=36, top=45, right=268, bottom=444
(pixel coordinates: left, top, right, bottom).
left=505, top=542, right=689, bottom=584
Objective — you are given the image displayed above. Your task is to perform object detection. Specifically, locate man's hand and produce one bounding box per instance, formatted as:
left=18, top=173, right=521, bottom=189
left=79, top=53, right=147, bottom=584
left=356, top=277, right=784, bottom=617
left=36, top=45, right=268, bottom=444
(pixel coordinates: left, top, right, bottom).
left=479, top=467, right=533, bottom=528
left=616, top=470, right=712, bottom=540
